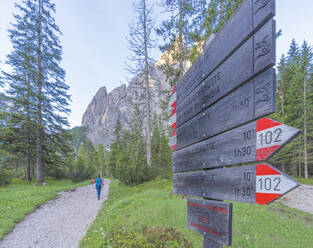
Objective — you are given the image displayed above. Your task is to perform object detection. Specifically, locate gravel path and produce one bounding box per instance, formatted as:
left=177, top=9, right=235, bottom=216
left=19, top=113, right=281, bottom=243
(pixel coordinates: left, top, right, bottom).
left=277, top=184, right=313, bottom=215
left=0, top=179, right=110, bottom=248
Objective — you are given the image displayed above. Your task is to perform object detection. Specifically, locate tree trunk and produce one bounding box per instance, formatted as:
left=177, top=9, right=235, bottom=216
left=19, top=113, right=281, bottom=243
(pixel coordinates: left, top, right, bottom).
left=303, top=77, right=308, bottom=178
left=143, top=0, right=152, bottom=167
left=178, top=0, right=184, bottom=78
left=36, top=0, right=44, bottom=183
left=220, top=0, right=224, bottom=23
left=26, top=68, right=32, bottom=182
left=298, top=149, right=302, bottom=177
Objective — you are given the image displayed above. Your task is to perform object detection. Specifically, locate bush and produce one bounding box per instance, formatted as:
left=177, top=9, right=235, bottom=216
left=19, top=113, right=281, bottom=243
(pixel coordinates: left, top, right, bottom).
left=102, top=226, right=194, bottom=248
left=0, top=168, right=12, bottom=186
left=69, top=156, right=96, bottom=182
left=115, top=149, right=150, bottom=185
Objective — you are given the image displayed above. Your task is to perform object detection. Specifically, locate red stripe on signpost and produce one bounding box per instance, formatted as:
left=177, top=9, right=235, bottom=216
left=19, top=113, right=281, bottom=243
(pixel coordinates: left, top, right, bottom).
left=255, top=193, right=281, bottom=205
left=171, top=144, right=177, bottom=150
left=171, top=107, right=176, bottom=117
left=256, top=164, right=280, bottom=176
left=172, top=129, right=176, bottom=137
left=171, top=85, right=176, bottom=95
left=256, top=118, right=282, bottom=132
left=256, top=145, right=281, bottom=160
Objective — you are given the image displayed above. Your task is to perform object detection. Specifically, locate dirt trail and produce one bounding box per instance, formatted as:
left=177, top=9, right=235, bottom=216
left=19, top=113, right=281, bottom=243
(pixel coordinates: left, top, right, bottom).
left=0, top=179, right=110, bottom=248
left=277, top=184, right=313, bottom=215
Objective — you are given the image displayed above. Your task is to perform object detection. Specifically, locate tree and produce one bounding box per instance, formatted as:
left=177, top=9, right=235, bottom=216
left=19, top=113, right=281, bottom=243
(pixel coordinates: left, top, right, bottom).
left=151, top=113, right=172, bottom=178
left=156, top=0, right=203, bottom=84
left=271, top=39, right=313, bottom=178
left=1, top=0, right=71, bottom=183
left=126, top=0, right=156, bottom=167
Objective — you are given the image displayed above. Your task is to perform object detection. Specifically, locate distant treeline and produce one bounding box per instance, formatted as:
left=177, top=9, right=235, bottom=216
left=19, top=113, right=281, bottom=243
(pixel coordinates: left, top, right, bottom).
left=270, top=40, right=313, bottom=178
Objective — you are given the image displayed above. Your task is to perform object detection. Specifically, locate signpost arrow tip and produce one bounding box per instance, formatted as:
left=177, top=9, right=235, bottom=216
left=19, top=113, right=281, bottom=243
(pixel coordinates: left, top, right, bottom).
left=255, top=164, right=300, bottom=204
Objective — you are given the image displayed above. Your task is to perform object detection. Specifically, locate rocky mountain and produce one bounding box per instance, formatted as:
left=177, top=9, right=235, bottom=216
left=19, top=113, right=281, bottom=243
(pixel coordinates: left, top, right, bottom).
left=81, top=64, right=170, bottom=148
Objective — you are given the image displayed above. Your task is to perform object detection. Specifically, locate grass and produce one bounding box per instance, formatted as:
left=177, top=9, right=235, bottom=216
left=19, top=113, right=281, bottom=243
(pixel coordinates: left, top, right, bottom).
left=292, top=176, right=313, bottom=186
left=81, top=179, right=313, bottom=248
left=0, top=177, right=89, bottom=240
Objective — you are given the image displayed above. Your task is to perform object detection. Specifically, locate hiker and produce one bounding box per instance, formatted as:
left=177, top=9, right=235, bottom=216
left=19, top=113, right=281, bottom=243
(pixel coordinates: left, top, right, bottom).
left=92, top=174, right=104, bottom=200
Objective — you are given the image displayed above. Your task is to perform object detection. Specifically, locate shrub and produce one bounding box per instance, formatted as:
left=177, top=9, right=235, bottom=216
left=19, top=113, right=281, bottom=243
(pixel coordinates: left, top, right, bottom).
left=102, top=226, right=194, bottom=248
left=0, top=168, right=12, bottom=186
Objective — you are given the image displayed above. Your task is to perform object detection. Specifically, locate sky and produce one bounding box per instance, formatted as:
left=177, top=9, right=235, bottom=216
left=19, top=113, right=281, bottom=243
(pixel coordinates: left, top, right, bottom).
left=1, top=0, right=313, bottom=128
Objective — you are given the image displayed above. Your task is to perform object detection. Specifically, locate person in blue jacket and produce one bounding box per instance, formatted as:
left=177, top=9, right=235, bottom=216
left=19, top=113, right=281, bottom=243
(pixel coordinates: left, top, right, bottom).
left=92, top=174, right=104, bottom=200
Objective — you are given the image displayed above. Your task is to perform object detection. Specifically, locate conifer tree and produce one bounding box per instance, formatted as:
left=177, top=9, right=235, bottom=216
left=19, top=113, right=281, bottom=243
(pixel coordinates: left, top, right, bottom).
left=126, top=0, right=156, bottom=167
left=1, top=0, right=71, bottom=183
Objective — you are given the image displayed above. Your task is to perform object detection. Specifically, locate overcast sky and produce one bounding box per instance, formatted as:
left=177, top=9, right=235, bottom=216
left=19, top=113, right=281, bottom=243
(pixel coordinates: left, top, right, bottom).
left=1, top=0, right=313, bottom=128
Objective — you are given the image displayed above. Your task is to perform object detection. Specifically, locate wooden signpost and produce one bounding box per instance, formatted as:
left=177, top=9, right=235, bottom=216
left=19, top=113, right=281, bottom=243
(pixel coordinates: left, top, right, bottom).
left=177, top=68, right=276, bottom=149
left=177, top=19, right=276, bottom=126
left=174, top=163, right=299, bottom=204
left=173, top=118, right=300, bottom=172
left=170, top=0, right=300, bottom=247
left=177, top=0, right=275, bottom=102
left=187, top=198, right=232, bottom=246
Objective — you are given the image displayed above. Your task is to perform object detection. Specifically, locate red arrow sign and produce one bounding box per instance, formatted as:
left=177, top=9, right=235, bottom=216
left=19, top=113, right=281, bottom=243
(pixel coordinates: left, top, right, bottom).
left=255, top=164, right=299, bottom=204
left=173, top=164, right=300, bottom=205
left=173, top=118, right=300, bottom=172
left=256, top=118, right=299, bottom=161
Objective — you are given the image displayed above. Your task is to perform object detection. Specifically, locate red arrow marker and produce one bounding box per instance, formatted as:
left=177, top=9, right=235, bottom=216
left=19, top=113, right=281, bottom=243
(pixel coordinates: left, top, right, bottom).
left=255, top=164, right=299, bottom=204
left=168, top=85, right=177, bottom=149
left=256, top=118, right=299, bottom=161
left=174, top=164, right=300, bottom=205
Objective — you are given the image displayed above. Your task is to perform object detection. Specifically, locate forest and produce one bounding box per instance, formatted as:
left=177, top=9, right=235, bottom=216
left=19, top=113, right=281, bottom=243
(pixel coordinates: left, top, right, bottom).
left=0, top=0, right=312, bottom=188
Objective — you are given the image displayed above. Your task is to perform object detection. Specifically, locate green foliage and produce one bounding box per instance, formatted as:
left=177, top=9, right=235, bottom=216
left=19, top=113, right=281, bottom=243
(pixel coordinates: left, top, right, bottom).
left=151, top=114, right=172, bottom=179
left=68, top=126, right=89, bottom=153
left=0, top=168, right=12, bottom=186
left=98, top=226, right=193, bottom=248
left=0, top=0, right=71, bottom=183
left=109, top=109, right=151, bottom=185
left=0, top=178, right=89, bottom=240
left=68, top=145, right=96, bottom=182
left=270, top=39, right=313, bottom=178
left=107, top=110, right=172, bottom=185
left=81, top=179, right=313, bottom=248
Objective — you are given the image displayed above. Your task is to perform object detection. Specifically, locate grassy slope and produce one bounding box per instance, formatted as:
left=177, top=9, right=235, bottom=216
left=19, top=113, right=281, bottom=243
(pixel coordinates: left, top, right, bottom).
left=81, top=179, right=313, bottom=248
left=0, top=178, right=89, bottom=240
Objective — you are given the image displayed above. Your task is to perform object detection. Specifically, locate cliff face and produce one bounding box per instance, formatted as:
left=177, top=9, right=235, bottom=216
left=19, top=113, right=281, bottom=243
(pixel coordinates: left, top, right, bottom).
left=81, top=64, right=169, bottom=148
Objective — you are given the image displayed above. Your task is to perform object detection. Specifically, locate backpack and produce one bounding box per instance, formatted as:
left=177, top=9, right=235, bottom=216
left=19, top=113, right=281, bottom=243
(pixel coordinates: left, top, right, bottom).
left=96, top=177, right=101, bottom=187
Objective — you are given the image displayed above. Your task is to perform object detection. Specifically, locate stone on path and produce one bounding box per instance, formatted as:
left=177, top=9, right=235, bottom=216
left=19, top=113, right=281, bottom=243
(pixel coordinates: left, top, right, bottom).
left=0, top=179, right=110, bottom=248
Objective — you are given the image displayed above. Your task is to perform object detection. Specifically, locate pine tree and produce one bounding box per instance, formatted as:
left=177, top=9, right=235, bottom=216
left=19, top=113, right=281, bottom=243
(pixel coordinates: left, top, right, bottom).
left=126, top=0, right=156, bottom=167
left=271, top=39, right=313, bottom=178
left=1, top=0, right=71, bottom=183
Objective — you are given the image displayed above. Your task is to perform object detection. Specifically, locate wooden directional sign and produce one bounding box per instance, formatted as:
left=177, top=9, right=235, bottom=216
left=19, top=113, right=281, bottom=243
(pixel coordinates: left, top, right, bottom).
left=173, top=164, right=299, bottom=204
left=203, top=236, right=223, bottom=248
left=187, top=198, right=232, bottom=246
left=177, top=68, right=276, bottom=149
left=177, top=19, right=276, bottom=126
left=177, top=0, right=275, bottom=102
left=173, top=118, right=300, bottom=172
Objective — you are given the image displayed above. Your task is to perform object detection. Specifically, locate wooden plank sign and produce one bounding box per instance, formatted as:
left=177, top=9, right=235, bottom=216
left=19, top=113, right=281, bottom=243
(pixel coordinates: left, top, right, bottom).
left=188, top=198, right=232, bottom=246
left=203, top=236, right=223, bottom=248
left=177, top=19, right=276, bottom=126
left=177, top=0, right=275, bottom=102
left=177, top=68, right=276, bottom=149
left=173, top=118, right=300, bottom=172
left=173, top=164, right=299, bottom=204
